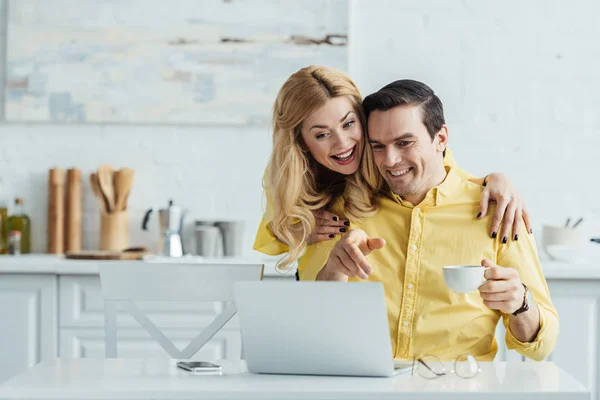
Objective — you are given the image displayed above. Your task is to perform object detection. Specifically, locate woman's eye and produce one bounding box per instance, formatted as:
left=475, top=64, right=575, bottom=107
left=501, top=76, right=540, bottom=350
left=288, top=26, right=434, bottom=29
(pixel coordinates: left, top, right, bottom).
left=316, top=132, right=329, bottom=140
left=343, top=120, right=355, bottom=129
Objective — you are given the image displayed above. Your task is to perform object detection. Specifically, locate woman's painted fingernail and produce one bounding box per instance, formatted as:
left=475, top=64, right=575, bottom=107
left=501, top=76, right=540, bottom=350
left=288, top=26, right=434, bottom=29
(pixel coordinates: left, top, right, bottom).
left=332, top=216, right=338, bottom=221
left=344, top=221, right=350, bottom=226
left=329, top=234, right=335, bottom=238
left=491, top=232, right=497, bottom=238
left=477, top=212, right=482, bottom=218
left=514, top=234, right=519, bottom=241
left=502, top=236, right=507, bottom=244
left=530, top=228, right=533, bottom=234
left=339, top=228, right=346, bottom=233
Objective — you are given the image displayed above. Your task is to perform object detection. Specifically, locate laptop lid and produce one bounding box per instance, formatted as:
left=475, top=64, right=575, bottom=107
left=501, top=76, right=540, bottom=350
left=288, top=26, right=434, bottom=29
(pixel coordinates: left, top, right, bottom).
left=234, top=281, right=397, bottom=377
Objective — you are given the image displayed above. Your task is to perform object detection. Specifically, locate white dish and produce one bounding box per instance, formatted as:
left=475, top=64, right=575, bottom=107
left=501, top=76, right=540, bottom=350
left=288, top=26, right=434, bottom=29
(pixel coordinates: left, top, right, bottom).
left=545, top=244, right=587, bottom=263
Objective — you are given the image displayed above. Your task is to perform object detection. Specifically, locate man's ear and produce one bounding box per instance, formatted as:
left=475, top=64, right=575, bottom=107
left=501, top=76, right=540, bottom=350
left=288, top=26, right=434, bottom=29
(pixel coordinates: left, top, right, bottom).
left=435, top=125, right=449, bottom=153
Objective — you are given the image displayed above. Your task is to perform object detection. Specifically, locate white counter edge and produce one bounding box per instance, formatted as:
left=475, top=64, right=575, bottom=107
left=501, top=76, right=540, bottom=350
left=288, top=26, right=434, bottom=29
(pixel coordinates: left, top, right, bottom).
left=0, top=254, right=297, bottom=278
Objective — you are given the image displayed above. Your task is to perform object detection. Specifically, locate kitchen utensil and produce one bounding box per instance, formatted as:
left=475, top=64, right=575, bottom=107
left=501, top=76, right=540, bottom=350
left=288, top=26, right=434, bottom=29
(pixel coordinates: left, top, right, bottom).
left=65, top=247, right=149, bottom=260
left=65, top=168, right=82, bottom=252
left=142, top=200, right=187, bottom=257
left=114, top=168, right=135, bottom=211
left=90, top=173, right=107, bottom=213
left=100, top=211, right=129, bottom=251
left=97, top=165, right=116, bottom=213
left=48, top=168, right=65, bottom=254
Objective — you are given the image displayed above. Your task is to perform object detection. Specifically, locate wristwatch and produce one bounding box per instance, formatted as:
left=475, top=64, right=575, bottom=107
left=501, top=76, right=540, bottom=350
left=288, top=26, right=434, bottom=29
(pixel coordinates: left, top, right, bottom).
left=512, top=283, right=531, bottom=316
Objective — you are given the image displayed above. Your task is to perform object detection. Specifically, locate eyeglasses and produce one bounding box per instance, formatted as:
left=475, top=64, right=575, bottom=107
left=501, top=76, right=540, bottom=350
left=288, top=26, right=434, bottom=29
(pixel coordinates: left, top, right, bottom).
left=412, top=354, right=480, bottom=379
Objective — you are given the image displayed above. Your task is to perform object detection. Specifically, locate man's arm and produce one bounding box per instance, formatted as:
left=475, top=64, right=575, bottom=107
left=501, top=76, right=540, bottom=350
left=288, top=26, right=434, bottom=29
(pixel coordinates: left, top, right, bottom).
left=484, top=227, right=559, bottom=361
left=479, top=259, right=541, bottom=342
left=315, top=230, right=385, bottom=281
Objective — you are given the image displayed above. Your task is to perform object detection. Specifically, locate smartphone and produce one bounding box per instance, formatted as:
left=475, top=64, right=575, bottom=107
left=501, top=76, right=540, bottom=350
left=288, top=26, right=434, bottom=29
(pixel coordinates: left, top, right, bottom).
left=176, top=361, right=222, bottom=373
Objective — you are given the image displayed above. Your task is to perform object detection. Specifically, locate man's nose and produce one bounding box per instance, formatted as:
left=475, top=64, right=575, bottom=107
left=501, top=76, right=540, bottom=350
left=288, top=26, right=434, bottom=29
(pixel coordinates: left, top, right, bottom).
left=383, top=148, right=401, bottom=167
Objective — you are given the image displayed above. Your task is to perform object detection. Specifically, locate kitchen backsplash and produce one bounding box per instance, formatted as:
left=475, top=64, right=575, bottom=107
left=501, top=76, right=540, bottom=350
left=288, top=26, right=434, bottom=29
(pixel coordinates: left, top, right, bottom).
left=0, top=123, right=273, bottom=255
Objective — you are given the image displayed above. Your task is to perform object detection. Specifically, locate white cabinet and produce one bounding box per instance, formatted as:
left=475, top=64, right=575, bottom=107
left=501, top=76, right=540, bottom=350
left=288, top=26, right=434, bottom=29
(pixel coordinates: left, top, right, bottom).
left=546, top=280, right=600, bottom=400
left=0, top=275, right=57, bottom=382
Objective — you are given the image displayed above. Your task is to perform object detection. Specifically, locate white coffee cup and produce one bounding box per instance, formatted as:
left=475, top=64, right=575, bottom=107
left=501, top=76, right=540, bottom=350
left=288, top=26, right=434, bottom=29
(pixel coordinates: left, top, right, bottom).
left=442, top=265, right=488, bottom=293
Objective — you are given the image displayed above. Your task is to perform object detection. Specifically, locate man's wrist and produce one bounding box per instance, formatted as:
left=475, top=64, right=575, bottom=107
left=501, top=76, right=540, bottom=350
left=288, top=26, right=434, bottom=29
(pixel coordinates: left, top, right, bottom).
left=316, top=262, right=347, bottom=281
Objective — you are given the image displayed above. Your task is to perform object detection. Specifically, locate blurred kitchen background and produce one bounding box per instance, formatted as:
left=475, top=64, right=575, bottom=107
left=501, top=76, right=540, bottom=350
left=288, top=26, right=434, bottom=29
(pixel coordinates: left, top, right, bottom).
left=0, top=0, right=597, bottom=255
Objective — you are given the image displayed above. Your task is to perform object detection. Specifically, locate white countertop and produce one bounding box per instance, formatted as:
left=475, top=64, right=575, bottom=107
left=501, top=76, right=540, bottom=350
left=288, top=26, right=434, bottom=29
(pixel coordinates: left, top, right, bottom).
left=0, top=358, right=588, bottom=400
left=0, top=254, right=296, bottom=278
left=0, top=254, right=596, bottom=280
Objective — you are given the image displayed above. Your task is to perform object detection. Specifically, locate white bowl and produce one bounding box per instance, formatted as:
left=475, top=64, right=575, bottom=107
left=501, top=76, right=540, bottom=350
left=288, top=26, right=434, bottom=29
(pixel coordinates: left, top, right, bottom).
left=545, top=244, right=587, bottom=263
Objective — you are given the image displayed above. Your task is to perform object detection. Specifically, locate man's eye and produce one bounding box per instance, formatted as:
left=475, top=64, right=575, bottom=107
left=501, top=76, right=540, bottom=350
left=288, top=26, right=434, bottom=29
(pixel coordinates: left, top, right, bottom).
left=371, top=144, right=384, bottom=151
left=397, top=141, right=410, bottom=147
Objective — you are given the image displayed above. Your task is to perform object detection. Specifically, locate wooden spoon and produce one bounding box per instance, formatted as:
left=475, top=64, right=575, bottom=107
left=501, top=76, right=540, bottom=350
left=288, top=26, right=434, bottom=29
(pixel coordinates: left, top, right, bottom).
left=114, top=168, right=135, bottom=211
left=89, top=173, right=108, bottom=213
left=97, top=165, right=116, bottom=213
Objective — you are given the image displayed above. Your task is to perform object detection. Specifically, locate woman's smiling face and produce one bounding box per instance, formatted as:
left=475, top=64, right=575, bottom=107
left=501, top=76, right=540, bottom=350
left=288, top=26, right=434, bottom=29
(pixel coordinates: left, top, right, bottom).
left=300, top=96, right=364, bottom=175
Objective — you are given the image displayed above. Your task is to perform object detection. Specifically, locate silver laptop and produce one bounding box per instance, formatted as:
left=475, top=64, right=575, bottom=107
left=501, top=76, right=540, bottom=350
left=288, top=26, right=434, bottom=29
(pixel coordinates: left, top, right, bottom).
left=234, top=281, right=412, bottom=377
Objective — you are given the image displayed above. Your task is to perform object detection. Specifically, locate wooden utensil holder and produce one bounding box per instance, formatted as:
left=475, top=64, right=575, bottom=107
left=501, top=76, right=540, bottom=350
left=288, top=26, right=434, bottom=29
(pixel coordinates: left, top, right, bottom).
left=100, top=211, right=129, bottom=251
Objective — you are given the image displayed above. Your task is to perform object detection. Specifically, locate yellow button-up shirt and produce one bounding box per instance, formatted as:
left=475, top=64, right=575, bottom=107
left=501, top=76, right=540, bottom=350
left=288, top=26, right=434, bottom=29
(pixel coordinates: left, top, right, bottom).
left=300, top=168, right=558, bottom=362
left=253, top=148, right=472, bottom=269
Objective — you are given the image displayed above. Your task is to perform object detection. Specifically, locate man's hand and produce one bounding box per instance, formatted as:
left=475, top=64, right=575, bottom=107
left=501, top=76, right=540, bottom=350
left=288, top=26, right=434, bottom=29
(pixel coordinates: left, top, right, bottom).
left=478, top=258, right=525, bottom=315
left=317, top=229, right=386, bottom=281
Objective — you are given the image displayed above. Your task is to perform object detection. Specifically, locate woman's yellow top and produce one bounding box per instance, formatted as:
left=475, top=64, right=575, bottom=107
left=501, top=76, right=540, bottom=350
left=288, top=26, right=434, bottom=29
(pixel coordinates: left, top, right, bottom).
left=253, top=148, right=474, bottom=277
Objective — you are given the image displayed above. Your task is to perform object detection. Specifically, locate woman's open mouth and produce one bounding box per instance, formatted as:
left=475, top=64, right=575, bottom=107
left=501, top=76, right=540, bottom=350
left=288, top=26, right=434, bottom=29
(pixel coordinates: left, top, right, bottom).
left=331, top=146, right=356, bottom=166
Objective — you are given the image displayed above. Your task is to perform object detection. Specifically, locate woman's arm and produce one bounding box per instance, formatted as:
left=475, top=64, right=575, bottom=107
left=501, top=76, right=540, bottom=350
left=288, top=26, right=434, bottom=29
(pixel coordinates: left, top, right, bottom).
left=444, top=148, right=532, bottom=243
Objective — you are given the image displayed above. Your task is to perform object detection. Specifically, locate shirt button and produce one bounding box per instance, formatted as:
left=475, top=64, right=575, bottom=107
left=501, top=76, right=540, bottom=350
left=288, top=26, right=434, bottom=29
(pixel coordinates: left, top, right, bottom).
left=411, top=245, right=417, bottom=251
left=415, top=207, right=421, bottom=213
left=407, top=284, right=414, bottom=289
left=403, top=321, right=409, bottom=327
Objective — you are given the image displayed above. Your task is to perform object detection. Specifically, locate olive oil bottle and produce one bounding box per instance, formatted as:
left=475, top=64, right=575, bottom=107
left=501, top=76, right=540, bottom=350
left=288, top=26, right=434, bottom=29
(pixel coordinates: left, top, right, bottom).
left=0, top=206, right=7, bottom=254
left=7, top=198, right=31, bottom=254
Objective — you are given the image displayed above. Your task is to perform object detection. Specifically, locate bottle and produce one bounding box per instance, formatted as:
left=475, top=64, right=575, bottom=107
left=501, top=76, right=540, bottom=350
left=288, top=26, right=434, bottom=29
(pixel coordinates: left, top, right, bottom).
left=7, top=198, right=31, bottom=254
left=0, top=206, right=7, bottom=254
left=8, top=230, right=21, bottom=255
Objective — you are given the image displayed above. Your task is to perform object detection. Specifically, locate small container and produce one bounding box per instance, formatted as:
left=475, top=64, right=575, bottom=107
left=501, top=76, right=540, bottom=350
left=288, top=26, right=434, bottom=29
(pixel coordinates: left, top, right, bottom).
left=195, top=225, right=221, bottom=257
left=8, top=230, right=22, bottom=255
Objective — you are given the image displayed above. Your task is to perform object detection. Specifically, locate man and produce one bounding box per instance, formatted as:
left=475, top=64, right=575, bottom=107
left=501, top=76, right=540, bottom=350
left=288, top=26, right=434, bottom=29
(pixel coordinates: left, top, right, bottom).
left=314, top=80, right=558, bottom=361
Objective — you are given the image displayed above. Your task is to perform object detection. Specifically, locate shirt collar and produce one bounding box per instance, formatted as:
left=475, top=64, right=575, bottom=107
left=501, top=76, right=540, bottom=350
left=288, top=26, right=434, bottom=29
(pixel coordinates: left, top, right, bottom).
left=390, top=166, right=463, bottom=208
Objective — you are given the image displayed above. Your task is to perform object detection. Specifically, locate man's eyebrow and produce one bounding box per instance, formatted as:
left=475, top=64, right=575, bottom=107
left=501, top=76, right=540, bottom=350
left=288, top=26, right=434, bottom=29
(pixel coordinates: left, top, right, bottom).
left=369, top=133, right=416, bottom=144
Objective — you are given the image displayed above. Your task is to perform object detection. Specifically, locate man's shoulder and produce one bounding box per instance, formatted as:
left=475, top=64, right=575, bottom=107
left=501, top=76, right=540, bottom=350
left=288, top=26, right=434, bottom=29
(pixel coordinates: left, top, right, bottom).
left=450, top=176, right=484, bottom=205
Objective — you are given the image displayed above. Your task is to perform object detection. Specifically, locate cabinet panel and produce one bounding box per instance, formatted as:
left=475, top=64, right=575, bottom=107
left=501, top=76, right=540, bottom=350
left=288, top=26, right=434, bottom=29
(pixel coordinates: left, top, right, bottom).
left=60, top=328, right=242, bottom=360
left=0, top=275, right=56, bottom=382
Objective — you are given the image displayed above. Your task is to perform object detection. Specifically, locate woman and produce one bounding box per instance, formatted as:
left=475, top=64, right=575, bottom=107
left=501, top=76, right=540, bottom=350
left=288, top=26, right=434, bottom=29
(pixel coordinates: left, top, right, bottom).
left=254, top=66, right=530, bottom=279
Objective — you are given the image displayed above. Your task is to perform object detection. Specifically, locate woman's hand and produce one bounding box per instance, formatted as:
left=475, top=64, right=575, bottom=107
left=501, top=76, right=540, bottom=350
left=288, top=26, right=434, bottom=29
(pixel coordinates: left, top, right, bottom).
left=307, top=210, right=349, bottom=245
left=478, top=173, right=532, bottom=243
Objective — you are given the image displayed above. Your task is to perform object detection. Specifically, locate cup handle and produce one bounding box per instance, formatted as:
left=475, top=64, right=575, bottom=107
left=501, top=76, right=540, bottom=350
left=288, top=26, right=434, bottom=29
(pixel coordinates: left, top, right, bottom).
left=479, top=267, right=492, bottom=288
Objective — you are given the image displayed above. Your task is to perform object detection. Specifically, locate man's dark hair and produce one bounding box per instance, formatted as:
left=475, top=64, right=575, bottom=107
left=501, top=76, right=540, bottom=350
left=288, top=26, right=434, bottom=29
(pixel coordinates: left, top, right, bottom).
left=363, top=79, right=445, bottom=141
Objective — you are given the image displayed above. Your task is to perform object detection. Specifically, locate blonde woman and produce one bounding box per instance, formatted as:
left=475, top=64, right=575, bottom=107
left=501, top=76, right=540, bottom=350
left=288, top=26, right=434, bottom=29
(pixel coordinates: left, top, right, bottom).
left=254, top=66, right=530, bottom=279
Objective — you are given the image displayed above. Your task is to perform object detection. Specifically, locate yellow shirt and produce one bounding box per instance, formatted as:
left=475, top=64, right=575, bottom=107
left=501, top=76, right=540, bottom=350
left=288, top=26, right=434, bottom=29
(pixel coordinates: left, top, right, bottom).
left=301, top=168, right=559, bottom=362
left=253, top=148, right=473, bottom=270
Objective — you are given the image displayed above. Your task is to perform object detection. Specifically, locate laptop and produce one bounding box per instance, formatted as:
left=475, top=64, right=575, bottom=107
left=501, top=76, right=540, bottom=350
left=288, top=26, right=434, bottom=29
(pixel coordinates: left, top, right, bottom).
left=233, top=280, right=413, bottom=377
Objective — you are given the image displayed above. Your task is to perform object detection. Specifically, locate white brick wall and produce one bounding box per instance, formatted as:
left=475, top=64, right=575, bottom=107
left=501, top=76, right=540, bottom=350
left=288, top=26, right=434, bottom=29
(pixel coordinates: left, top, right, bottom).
left=1, top=0, right=599, bottom=254
left=350, top=0, right=600, bottom=240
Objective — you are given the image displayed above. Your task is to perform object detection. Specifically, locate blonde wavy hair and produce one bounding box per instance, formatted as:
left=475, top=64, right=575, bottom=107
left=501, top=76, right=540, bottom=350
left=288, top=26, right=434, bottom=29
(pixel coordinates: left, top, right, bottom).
left=266, top=66, right=382, bottom=270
